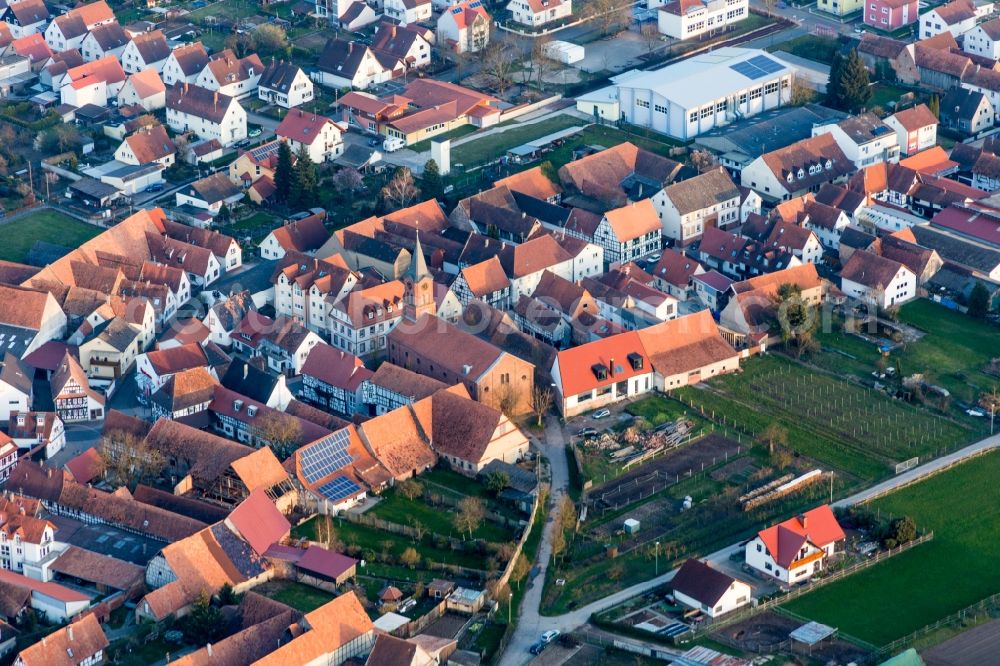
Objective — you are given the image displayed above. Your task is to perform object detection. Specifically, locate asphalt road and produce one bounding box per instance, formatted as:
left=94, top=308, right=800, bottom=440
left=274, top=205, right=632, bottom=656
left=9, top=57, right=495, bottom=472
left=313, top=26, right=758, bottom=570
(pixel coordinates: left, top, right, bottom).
left=497, top=424, right=1000, bottom=665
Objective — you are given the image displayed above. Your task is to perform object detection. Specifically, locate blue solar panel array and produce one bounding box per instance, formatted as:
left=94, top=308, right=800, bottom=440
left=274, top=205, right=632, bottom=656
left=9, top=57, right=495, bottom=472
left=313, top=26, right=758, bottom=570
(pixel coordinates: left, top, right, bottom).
left=729, top=55, right=785, bottom=80
left=318, top=476, right=362, bottom=502
left=300, top=429, right=354, bottom=484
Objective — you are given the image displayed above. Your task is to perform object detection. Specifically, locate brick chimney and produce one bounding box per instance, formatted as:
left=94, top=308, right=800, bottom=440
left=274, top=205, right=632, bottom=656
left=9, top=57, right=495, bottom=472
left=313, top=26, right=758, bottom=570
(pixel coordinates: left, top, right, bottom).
left=608, top=357, right=615, bottom=376
left=799, top=513, right=807, bottom=528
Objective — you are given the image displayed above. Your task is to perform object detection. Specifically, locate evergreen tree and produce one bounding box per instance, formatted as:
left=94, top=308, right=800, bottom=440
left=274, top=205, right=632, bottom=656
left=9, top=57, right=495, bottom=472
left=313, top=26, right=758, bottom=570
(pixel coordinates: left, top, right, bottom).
left=968, top=281, right=991, bottom=318
left=421, top=159, right=444, bottom=201
left=274, top=141, right=294, bottom=204
left=928, top=94, right=940, bottom=119
left=216, top=202, right=231, bottom=223
left=291, top=145, right=318, bottom=210
left=826, top=51, right=871, bottom=113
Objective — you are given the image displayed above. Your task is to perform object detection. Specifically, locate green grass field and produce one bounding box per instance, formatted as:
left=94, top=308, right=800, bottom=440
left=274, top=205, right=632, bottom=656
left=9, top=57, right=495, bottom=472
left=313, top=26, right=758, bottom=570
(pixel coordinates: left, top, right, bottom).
left=264, top=580, right=335, bottom=612
left=677, top=354, right=972, bottom=483
left=767, top=34, right=841, bottom=64
left=452, top=115, right=587, bottom=167
left=293, top=515, right=487, bottom=570
left=784, top=451, right=1000, bottom=645
left=370, top=487, right=514, bottom=543
left=815, top=300, right=998, bottom=412
left=0, top=210, right=102, bottom=263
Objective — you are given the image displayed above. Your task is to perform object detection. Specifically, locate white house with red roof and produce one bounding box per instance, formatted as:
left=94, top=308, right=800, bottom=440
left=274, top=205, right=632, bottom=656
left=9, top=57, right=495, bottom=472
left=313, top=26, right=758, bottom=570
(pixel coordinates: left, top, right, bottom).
left=437, top=0, right=491, bottom=53
left=745, top=505, right=845, bottom=585
left=276, top=110, right=344, bottom=163
left=884, top=104, right=938, bottom=157
left=506, top=0, right=572, bottom=26
left=550, top=309, right=741, bottom=416
left=656, top=0, right=749, bottom=39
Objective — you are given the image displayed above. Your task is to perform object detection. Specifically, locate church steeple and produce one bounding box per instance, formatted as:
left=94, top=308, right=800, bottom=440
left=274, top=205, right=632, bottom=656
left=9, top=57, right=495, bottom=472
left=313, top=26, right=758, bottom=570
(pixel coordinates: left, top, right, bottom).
left=403, top=231, right=435, bottom=321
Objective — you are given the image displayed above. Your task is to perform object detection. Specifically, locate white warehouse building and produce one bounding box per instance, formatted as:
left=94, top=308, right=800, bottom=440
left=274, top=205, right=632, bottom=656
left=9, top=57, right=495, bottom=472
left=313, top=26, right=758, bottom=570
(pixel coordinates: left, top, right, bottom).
left=576, top=48, right=795, bottom=141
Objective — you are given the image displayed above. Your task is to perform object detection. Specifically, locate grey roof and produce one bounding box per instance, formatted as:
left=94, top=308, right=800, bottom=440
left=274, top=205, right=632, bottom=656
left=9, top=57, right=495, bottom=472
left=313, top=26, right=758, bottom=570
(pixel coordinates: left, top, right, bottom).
left=695, top=104, right=848, bottom=161
left=258, top=60, right=303, bottom=93
left=942, top=87, right=989, bottom=122
left=221, top=359, right=281, bottom=404
left=0, top=325, right=32, bottom=358
left=338, top=143, right=380, bottom=169
left=479, top=460, right=536, bottom=494
left=0, top=352, right=31, bottom=395
left=167, top=84, right=237, bottom=124
left=910, top=224, right=1000, bottom=274
left=104, top=162, right=163, bottom=181
left=70, top=177, right=121, bottom=200
left=86, top=318, right=139, bottom=352
left=213, top=260, right=277, bottom=296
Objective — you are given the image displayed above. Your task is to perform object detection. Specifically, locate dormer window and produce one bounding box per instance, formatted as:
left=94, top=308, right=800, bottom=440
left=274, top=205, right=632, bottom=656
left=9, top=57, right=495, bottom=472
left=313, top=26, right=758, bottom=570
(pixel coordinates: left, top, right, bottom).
left=825, top=159, right=833, bottom=170
left=797, top=168, right=805, bottom=179
left=786, top=173, right=794, bottom=184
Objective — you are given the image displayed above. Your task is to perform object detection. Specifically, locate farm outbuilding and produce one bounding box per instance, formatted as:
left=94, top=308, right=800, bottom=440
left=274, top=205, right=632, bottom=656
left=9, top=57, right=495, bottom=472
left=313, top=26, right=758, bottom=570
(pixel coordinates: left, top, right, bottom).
left=624, top=518, right=641, bottom=534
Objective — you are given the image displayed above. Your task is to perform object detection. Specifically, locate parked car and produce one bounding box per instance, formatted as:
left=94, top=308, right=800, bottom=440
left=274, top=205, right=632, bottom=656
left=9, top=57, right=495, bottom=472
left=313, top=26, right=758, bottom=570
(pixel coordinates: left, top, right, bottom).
left=248, top=127, right=262, bottom=138
left=578, top=427, right=598, bottom=439
left=540, top=630, right=560, bottom=644
left=368, top=136, right=381, bottom=147
left=145, top=183, right=164, bottom=193
left=529, top=641, right=547, bottom=655
left=592, top=409, right=611, bottom=419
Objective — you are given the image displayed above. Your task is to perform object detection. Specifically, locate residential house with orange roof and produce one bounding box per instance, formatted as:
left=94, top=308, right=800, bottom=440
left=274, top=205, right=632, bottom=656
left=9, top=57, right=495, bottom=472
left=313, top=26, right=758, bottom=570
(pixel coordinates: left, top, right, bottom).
left=161, top=41, right=210, bottom=86
left=557, top=142, right=691, bottom=209
left=120, top=29, right=170, bottom=74
left=8, top=33, right=50, bottom=66
left=249, top=592, right=375, bottom=665
left=379, top=78, right=501, bottom=146
left=13, top=610, right=107, bottom=664
left=0, top=0, right=49, bottom=39
left=919, top=0, right=980, bottom=39
left=141, top=417, right=295, bottom=507
left=44, top=1, right=114, bottom=50
left=299, top=343, right=372, bottom=415
left=270, top=251, right=358, bottom=333
left=228, top=139, right=293, bottom=189
left=51, top=353, right=105, bottom=422
left=150, top=366, right=218, bottom=421
left=0, top=284, right=67, bottom=359
left=494, top=166, right=562, bottom=203
left=135, top=341, right=215, bottom=402
left=293, top=424, right=392, bottom=512
left=506, top=0, right=572, bottom=26
left=196, top=49, right=264, bottom=99
left=8, top=408, right=62, bottom=461
left=275, top=109, right=344, bottom=163
left=138, top=491, right=289, bottom=622
left=745, top=505, right=845, bottom=584
left=898, top=146, right=958, bottom=177
left=327, top=280, right=406, bottom=358
left=258, top=60, right=313, bottom=108
left=115, top=124, right=175, bottom=167
left=451, top=256, right=512, bottom=309
left=496, top=233, right=577, bottom=300
left=550, top=309, right=741, bottom=416
left=719, top=263, right=823, bottom=347
left=117, top=67, right=166, bottom=110
left=592, top=198, right=662, bottom=266
left=259, top=213, right=330, bottom=261
left=59, top=53, right=126, bottom=107
left=877, top=230, right=944, bottom=284
left=885, top=104, right=938, bottom=156
left=0, top=493, right=56, bottom=574
left=437, top=0, right=491, bottom=53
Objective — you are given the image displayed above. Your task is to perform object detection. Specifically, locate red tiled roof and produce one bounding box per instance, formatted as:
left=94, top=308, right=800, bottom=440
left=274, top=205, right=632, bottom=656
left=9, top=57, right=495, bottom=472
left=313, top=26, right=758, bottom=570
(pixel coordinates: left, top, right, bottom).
left=226, top=489, right=290, bottom=556
left=757, top=505, right=845, bottom=568
left=276, top=110, right=339, bottom=146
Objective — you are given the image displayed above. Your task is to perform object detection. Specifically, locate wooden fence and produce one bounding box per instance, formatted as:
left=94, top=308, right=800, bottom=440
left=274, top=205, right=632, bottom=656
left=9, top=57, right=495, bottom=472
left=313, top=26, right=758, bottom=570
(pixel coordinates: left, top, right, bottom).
left=876, top=589, right=1000, bottom=661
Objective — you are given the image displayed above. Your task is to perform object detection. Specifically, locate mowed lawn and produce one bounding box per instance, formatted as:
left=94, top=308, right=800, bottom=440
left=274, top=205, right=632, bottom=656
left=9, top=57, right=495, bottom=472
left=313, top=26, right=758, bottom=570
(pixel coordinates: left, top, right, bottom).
left=0, top=210, right=102, bottom=263
left=784, top=451, right=1000, bottom=645
left=452, top=114, right=587, bottom=167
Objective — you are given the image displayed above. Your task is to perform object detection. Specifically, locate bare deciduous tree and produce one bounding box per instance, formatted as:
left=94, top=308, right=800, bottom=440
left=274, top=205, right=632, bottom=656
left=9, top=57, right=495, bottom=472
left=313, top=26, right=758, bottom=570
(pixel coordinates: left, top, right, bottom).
left=99, top=430, right=166, bottom=491
left=531, top=385, right=553, bottom=426
left=381, top=167, right=421, bottom=210
left=531, top=35, right=555, bottom=92
left=480, top=39, right=516, bottom=95
left=510, top=553, right=531, bottom=589
left=589, top=0, right=631, bottom=37
left=255, top=412, right=302, bottom=459
left=453, top=496, right=486, bottom=539
left=398, top=478, right=423, bottom=500
left=689, top=149, right=719, bottom=173
left=641, top=21, right=660, bottom=54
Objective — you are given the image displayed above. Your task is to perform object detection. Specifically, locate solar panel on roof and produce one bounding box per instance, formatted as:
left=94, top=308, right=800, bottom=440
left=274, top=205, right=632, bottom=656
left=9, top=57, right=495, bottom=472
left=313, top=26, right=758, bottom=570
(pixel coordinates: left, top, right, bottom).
left=318, top=476, right=362, bottom=502
left=300, top=429, right=354, bottom=484
left=747, top=54, right=785, bottom=74
left=452, top=6, right=462, bottom=12
left=729, top=61, right=767, bottom=80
